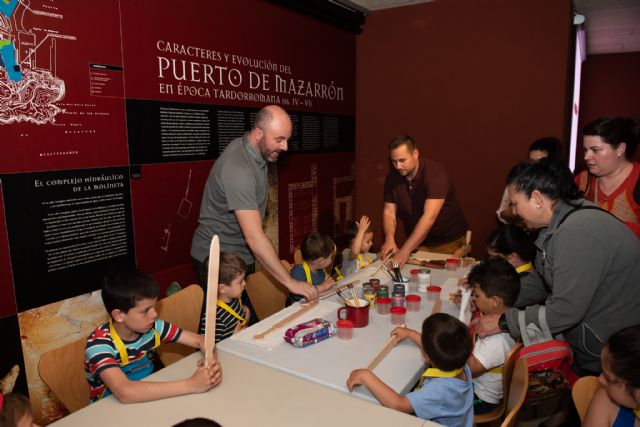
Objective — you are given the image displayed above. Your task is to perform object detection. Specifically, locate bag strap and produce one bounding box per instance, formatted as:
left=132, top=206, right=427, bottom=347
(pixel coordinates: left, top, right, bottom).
left=518, top=306, right=553, bottom=347
left=558, top=205, right=619, bottom=228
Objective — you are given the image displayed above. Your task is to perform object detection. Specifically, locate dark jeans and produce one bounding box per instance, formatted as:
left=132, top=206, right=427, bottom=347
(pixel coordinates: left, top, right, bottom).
left=473, top=394, right=499, bottom=414
left=191, top=257, right=259, bottom=329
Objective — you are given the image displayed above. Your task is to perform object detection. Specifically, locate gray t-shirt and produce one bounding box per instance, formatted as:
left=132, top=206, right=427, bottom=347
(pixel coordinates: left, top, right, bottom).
left=191, top=135, right=268, bottom=264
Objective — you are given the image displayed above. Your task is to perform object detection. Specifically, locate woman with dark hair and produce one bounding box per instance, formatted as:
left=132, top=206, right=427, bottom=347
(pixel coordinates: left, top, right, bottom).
left=583, top=324, right=640, bottom=427
left=576, top=116, right=640, bottom=238
left=474, top=157, right=640, bottom=375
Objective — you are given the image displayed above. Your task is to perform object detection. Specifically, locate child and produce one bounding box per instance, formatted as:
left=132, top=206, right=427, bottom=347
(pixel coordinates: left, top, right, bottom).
left=198, top=252, right=251, bottom=342
left=0, top=393, right=40, bottom=427
left=583, top=324, right=640, bottom=427
left=340, top=215, right=377, bottom=278
left=465, top=257, right=520, bottom=414
left=486, top=225, right=536, bottom=277
left=347, top=313, right=474, bottom=426
left=287, top=232, right=336, bottom=304
left=85, top=268, right=221, bottom=404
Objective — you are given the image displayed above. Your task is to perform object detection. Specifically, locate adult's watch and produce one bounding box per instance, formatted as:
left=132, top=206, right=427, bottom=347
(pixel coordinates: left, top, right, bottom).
left=498, top=313, right=509, bottom=332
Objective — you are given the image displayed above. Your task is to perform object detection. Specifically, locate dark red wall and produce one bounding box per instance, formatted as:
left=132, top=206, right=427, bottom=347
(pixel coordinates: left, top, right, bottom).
left=575, top=52, right=640, bottom=171
left=355, top=0, right=573, bottom=255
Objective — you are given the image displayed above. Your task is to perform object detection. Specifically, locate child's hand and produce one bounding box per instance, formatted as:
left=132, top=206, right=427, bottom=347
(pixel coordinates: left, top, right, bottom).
left=390, top=326, right=414, bottom=343
left=189, top=359, right=222, bottom=392
left=458, top=276, right=470, bottom=289
left=357, top=215, right=371, bottom=231
left=318, top=276, right=335, bottom=293
left=241, top=305, right=251, bottom=324
left=346, top=369, right=372, bottom=391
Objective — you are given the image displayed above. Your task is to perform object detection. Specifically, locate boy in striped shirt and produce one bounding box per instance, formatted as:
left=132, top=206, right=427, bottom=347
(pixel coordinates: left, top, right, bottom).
left=85, top=269, right=221, bottom=403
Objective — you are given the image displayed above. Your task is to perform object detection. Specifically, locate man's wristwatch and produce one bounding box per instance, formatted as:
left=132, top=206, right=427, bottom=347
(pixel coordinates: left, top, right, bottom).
left=498, top=313, right=509, bottom=332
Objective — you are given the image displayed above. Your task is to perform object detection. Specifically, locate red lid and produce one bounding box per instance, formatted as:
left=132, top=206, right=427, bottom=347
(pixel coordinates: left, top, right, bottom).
left=390, top=306, right=407, bottom=314
left=409, top=269, right=420, bottom=275
left=377, top=297, right=392, bottom=304
left=406, top=294, right=422, bottom=302
left=427, top=285, right=442, bottom=292
left=446, top=258, right=460, bottom=265
left=336, top=319, right=355, bottom=328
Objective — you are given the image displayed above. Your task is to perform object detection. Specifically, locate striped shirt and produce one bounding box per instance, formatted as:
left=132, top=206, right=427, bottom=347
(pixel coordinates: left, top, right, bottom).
left=200, top=298, right=243, bottom=343
left=85, top=319, right=181, bottom=403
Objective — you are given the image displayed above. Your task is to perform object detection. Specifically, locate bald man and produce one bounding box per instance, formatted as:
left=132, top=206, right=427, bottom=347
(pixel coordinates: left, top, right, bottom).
left=191, top=105, right=318, bottom=319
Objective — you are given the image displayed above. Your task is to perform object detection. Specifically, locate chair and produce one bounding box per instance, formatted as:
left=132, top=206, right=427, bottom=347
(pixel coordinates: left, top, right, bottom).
left=244, top=260, right=291, bottom=321
left=501, top=358, right=530, bottom=427
left=39, top=338, right=89, bottom=413
left=474, top=342, right=524, bottom=425
left=155, top=284, right=204, bottom=367
left=571, top=376, right=601, bottom=422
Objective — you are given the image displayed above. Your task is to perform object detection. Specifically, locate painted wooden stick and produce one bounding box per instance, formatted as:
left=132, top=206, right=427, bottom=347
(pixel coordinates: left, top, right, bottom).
left=370, top=252, right=393, bottom=276
left=203, top=235, right=220, bottom=368
left=253, top=301, right=318, bottom=340
left=365, top=324, right=406, bottom=370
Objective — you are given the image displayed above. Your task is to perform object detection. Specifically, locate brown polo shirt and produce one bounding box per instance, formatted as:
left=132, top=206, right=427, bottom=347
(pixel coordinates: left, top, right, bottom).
left=384, top=158, right=468, bottom=246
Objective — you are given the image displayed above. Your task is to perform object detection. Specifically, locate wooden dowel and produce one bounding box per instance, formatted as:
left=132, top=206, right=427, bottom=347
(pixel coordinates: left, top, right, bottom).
left=253, top=302, right=318, bottom=340
left=365, top=324, right=406, bottom=370
left=349, top=286, right=360, bottom=307
left=370, top=253, right=393, bottom=276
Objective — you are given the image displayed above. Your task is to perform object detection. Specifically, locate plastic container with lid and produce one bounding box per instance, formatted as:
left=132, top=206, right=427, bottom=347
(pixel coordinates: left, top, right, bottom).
left=417, top=269, right=431, bottom=293
left=336, top=319, right=355, bottom=340
left=427, top=285, right=442, bottom=301
left=377, top=297, right=391, bottom=315
left=406, top=294, right=421, bottom=312
left=446, top=258, right=460, bottom=271
left=390, top=306, right=407, bottom=325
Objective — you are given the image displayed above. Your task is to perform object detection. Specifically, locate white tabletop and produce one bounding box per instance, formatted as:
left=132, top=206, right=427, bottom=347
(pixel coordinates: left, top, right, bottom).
left=52, top=350, right=437, bottom=427
left=218, top=261, right=469, bottom=404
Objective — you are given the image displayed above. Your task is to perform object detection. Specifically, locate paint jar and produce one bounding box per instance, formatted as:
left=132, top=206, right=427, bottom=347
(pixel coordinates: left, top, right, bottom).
left=377, top=297, right=391, bottom=315
left=393, top=283, right=406, bottom=297
left=362, top=283, right=374, bottom=298
left=336, top=319, right=355, bottom=340
left=446, top=258, right=460, bottom=271
left=427, top=285, right=442, bottom=301
left=363, top=286, right=377, bottom=310
left=369, top=278, right=381, bottom=293
left=417, top=269, right=431, bottom=293
left=391, top=292, right=405, bottom=308
left=377, top=284, right=389, bottom=298
left=406, top=294, right=421, bottom=312
left=409, top=269, right=420, bottom=284
left=390, top=306, right=407, bottom=325
left=393, top=277, right=410, bottom=295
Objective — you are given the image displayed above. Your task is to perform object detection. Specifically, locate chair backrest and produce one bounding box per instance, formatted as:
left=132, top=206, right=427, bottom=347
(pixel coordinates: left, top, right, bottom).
left=155, top=284, right=204, bottom=367
left=38, top=338, right=89, bottom=413
left=571, top=376, right=601, bottom=422
left=473, top=342, right=524, bottom=424
left=245, top=260, right=290, bottom=321
left=501, top=357, right=529, bottom=427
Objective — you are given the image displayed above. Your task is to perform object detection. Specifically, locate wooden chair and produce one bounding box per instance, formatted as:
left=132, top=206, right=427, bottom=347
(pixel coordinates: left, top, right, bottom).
left=501, top=358, right=530, bottom=427
left=474, top=342, right=524, bottom=425
left=571, top=376, right=601, bottom=422
left=155, top=284, right=204, bottom=367
left=245, top=260, right=290, bottom=321
left=38, top=338, right=89, bottom=413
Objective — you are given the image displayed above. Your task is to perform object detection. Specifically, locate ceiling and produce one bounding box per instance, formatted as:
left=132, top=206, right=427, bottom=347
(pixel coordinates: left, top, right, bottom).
left=343, top=0, right=640, bottom=54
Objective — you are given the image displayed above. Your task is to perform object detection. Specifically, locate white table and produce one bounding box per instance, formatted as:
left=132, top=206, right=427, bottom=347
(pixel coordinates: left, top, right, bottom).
left=218, top=261, right=469, bottom=404
left=51, top=350, right=437, bottom=427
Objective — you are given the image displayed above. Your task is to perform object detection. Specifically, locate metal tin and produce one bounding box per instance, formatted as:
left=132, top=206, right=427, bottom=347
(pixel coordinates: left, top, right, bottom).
left=377, top=285, right=389, bottom=298
left=369, top=278, right=381, bottom=292
left=393, top=283, right=406, bottom=296
left=364, top=287, right=377, bottom=309
left=391, top=292, right=405, bottom=307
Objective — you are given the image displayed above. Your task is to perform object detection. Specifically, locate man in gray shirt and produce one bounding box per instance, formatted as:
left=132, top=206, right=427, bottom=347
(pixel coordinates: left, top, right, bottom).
left=191, top=105, right=318, bottom=317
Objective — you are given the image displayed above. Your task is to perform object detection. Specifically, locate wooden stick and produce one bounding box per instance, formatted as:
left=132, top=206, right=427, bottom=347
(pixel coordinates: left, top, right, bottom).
left=365, top=324, right=406, bottom=370
left=253, top=302, right=318, bottom=340
left=203, top=235, right=220, bottom=368
left=348, top=285, right=360, bottom=307
left=370, top=252, right=393, bottom=276
left=431, top=298, right=442, bottom=315
left=319, top=281, right=360, bottom=300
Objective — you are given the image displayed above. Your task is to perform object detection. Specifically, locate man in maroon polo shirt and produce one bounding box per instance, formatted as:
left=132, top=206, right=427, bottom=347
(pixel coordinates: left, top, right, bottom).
left=380, top=135, right=468, bottom=267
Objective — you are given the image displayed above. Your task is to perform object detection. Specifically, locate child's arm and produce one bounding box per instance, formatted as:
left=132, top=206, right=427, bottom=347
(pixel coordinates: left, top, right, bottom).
left=466, top=354, right=488, bottom=378
left=316, top=275, right=335, bottom=293
left=347, top=369, right=413, bottom=413
left=98, top=360, right=221, bottom=404
left=348, top=215, right=371, bottom=260
left=582, top=387, right=618, bottom=427
left=391, top=326, right=421, bottom=347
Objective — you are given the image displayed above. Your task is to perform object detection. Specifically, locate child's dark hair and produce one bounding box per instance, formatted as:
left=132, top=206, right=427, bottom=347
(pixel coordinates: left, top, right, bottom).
left=301, top=232, right=334, bottom=262
left=421, top=313, right=472, bottom=371
left=173, top=418, right=222, bottom=427
left=468, top=257, right=520, bottom=308
left=199, top=252, right=247, bottom=287
left=102, top=268, right=159, bottom=315
left=0, top=393, right=32, bottom=426
left=529, top=137, right=562, bottom=158
left=606, top=324, right=640, bottom=389
left=486, top=225, right=536, bottom=263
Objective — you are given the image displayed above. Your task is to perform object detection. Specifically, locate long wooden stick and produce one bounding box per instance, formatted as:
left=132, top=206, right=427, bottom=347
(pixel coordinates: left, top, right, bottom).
left=370, top=252, right=393, bottom=276
left=204, top=235, right=220, bottom=368
left=365, top=324, right=406, bottom=370
left=253, top=302, right=318, bottom=340
left=319, top=281, right=360, bottom=300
